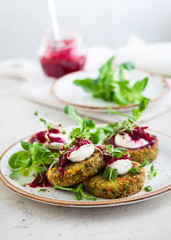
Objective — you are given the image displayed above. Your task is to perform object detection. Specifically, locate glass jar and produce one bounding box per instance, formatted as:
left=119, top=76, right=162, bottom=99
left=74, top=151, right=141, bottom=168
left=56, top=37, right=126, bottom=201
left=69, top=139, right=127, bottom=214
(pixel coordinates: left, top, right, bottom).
left=38, top=31, right=86, bottom=78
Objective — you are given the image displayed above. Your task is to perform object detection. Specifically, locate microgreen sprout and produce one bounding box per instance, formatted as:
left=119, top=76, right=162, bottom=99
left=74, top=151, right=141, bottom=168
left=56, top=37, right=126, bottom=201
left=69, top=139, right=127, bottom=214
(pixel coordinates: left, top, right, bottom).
left=52, top=182, right=97, bottom=201
left=103, top=167, right=118, bottom=183
left=64, top=105, right=96, bottom=142
left=129, top=159, right=149, bottom=174
left=149, top=164, right=157, bottom=179
left=105, top=145, right=128, bottom=158
left=34, top=110, right=53, bottom=130
left=96, top=97, right=150, bottom=139
left=38, top=188, right=47, bottom=192
left=144, top=186, right=152, bottom=192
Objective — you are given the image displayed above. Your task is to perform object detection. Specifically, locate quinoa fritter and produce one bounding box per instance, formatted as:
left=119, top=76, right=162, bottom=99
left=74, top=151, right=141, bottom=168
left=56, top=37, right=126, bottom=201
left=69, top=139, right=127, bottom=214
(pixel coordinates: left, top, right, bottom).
left=83, top=161, right=145, bottom=199
left=47, top=151, right=105, bottom=187
left=103, top=135, right=159, bottom=163
left=126, top=137, right=159, bottom=163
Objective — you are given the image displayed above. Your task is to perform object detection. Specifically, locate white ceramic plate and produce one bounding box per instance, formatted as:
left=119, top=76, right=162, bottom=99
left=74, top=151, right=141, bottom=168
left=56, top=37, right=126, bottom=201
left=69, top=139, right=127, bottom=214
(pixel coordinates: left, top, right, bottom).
left=51, top=70, right=169, bottom=111
left=0, top=129, right=171, bottom=207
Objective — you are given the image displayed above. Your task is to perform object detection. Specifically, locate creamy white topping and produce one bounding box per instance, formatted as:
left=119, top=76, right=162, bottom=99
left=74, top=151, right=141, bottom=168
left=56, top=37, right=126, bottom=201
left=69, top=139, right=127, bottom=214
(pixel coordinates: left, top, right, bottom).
left=109, top=159, right=132, bottom=175
left=115, top=133, right=148, bottom=149
left=68, top=144, right=95, bottom=162
left=43, top=142, right=64, bottom=150
left=49, top=133, right=68, bottom=140
left=43, top=133, right=68, bottom=150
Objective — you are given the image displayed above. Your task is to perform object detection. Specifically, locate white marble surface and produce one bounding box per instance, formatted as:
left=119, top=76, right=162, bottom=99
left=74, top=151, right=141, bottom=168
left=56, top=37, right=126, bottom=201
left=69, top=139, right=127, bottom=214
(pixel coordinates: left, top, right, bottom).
left=0, top=77, right=171, bottom=240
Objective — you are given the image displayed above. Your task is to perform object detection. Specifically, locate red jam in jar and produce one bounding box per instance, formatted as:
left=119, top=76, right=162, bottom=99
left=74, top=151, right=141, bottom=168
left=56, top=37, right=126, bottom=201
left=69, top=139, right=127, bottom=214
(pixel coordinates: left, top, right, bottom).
left=39, top=34, right=86, bottom=78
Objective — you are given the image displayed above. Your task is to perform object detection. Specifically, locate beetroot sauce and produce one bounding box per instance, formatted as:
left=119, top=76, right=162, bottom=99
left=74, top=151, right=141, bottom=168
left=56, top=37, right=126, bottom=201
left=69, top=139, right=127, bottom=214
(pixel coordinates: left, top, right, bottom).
left=105, top=126, right=155, bottom=149
left=29, top=129, right=65, bottom=144
left=29, top=172, right=52, bottom=188
left=58, top=137, right=92, bottom=173
left=96, top=145, right=131, bottom=166
left=39, top=38, right=86, bottom=78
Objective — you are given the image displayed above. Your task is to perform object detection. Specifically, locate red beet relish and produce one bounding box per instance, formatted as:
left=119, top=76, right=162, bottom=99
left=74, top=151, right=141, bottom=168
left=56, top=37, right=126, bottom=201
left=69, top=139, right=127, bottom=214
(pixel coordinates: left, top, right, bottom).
left=39, top=38, right=86, bottom=78
left=58, top=137, right=92, bottom=173
left=104, top=154, right=131, bottom=166
left=106, top=126, right=155, bottom=149
left=29, top=129, right=64, bottom=144
left=29, top=171, right=52, bottom=188
left=96, top=145, right=131, bottom=166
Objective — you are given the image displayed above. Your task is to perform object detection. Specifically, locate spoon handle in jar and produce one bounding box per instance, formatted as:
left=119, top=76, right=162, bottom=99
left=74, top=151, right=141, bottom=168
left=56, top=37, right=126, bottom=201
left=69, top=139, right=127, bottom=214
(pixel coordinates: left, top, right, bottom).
left=48, top=0, right=61, bottom=41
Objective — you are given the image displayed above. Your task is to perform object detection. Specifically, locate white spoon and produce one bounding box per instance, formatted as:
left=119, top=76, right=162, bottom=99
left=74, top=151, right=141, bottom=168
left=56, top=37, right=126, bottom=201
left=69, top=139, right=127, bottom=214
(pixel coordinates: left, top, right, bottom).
left=48, top=0, right=61, bottom=41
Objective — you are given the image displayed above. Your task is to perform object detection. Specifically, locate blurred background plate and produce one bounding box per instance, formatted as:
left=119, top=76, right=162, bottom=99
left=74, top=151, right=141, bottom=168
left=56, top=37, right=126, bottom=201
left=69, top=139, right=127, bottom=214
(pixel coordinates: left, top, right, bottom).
left=51, top=69, right=169, bottom=111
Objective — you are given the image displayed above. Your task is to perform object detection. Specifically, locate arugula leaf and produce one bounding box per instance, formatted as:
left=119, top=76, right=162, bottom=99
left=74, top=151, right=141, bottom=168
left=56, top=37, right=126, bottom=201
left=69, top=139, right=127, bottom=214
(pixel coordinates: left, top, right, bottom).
left=73, top=56, right=148, bottom=106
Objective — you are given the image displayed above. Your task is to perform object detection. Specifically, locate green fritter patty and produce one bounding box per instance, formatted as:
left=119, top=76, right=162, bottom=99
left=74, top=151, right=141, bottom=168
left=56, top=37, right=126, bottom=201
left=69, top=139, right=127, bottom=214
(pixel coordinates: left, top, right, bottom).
left=83, top=161, right=145, bottom=199
left=47, top=151, right=105, bottom=187
left=103, top=136, right=159, bottom=163
left=126, top=137, right=159, bottom=163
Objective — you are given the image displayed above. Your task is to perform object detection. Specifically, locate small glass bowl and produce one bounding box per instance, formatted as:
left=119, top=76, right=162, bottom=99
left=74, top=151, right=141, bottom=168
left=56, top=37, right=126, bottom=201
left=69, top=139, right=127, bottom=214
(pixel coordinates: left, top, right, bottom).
left=38, top=30, right=86, bottom=78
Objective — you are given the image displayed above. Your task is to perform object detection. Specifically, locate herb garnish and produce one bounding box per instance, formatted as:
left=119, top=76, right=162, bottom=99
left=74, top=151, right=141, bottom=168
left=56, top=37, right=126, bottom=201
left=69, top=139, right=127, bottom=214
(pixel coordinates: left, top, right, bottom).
left=52, top=182, right=97, bottom=201
left=8, top=141, right=55, bottom=179
left=144, top=186, right=152, bottom=192
left=74, top=56, right=148, bottom=105
left=64, top=105, right=97, bottom=143
left=96, top=97, right=150, bottom=140
left=103, top=167, right=118, bottom=183
left=34, top=110, right=61, bottom=131
left=34, top=110, right=52, bottom=130
left=105, top=145, right=128, bottom=158
left=38, top=188, right=47, bottom=192
left=102, top=145, right=127, bottom=187
left=129, top=159, right=149, bottom=174
left=149, top=164, right=157, bottom=179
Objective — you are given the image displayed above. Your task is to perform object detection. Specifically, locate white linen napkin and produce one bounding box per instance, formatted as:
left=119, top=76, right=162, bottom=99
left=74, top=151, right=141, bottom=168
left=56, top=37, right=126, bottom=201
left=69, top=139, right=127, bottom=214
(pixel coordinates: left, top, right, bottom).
left=115, top=35, right=171, bottom=77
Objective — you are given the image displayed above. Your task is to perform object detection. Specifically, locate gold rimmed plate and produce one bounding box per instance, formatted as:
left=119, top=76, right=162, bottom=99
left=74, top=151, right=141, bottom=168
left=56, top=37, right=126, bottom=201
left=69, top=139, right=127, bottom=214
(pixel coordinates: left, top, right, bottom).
left=51, top=70, right=169, bottom=112
left=0, top=129, right=171, bottom=207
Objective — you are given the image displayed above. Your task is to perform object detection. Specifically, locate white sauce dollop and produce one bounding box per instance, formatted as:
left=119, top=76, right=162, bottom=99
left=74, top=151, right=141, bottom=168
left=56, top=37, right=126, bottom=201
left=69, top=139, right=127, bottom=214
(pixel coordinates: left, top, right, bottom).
left=109, top=159, right=132, bottom=176
left=115, top=133, right=148, bottom=149
left=68, top=144, right=95, bottom=162
left=43, top=133, right=68, bottom=150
